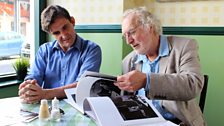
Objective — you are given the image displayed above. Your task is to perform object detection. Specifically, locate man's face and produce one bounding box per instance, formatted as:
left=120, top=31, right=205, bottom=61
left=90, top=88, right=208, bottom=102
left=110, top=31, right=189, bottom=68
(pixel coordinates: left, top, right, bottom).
left=49, top=17, right=76, bottom=52
left=122, top=14, right=154, bottom=55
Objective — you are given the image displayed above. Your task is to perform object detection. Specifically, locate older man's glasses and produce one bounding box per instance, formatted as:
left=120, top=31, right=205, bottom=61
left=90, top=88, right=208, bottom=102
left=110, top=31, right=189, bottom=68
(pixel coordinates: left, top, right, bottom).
left=122, top=25, right=141, bottom=40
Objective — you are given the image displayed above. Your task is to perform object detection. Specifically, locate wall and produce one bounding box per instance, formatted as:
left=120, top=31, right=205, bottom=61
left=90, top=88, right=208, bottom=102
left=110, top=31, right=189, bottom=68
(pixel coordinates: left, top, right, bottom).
left=190, top=35, right=224, bottom=125
left=47, top=0, right=123, bottom=25
left=124, top=0, right=224, bottom=26
left=124, top=0, right=155, bottom=12
left=153, top=1, right=224, bottom=26
left=78, top=33, right=123, bottom=76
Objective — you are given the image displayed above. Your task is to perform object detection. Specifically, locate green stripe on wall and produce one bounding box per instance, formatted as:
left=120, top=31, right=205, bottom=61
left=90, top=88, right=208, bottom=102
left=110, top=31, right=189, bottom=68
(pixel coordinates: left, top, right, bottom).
left=163, top=27, right=224, bottom=35
left=75, top=25, right=224, bottom=35
left=75, top=25, right=121, bottom=33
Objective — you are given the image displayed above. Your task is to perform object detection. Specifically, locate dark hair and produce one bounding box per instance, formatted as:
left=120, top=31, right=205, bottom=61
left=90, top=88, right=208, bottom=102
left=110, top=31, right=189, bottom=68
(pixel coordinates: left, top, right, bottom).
left=41, top=5, right=71, bottom=32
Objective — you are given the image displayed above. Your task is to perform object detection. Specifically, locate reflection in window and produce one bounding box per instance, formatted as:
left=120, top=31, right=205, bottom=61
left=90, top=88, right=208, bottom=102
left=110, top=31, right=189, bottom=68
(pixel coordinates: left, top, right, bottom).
left=0, top=0, right=30, bottom=75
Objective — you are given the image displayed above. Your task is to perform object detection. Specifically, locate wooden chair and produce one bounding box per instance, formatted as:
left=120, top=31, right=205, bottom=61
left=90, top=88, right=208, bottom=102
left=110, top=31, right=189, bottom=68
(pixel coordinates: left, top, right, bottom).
left=199, top=75, right=209, bottom=113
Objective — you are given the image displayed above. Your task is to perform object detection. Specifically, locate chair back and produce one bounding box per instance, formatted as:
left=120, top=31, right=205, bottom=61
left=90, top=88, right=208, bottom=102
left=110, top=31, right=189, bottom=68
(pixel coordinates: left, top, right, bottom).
left=199, top=75, right=209, bottom=113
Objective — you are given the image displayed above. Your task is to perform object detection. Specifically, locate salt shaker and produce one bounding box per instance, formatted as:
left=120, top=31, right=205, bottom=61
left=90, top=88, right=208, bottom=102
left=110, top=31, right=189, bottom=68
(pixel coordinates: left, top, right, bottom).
left=39, top=99, right=50, bottom=121
left=51, top=97, right=61, bottom=121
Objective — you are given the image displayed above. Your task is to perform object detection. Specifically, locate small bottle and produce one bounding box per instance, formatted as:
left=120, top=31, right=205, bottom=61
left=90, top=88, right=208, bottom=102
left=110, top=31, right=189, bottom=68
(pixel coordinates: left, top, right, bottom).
left=39, top=99, right=50, bottom=121
left=51, top=97, right=61, bottom=121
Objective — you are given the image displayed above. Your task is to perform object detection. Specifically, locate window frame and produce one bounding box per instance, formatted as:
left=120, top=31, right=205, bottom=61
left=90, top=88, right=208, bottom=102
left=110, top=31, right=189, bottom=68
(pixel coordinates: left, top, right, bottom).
left=0, top=0, right=46, bottom=85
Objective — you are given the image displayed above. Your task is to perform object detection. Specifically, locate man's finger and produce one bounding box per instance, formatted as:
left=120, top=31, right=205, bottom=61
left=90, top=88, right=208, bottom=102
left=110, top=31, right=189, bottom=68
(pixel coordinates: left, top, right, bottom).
left=18, top=87, right=26, bottom=95
left=25, top=89, right=39, bottom=96
left=25, top=96, right=40, bottom=104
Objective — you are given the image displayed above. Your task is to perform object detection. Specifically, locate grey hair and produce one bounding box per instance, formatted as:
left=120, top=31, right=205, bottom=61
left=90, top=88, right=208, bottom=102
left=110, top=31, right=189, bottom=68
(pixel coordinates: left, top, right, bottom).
left=41, top=5, right=71, bottom=33
left=123, top=7, right=162, bottom=35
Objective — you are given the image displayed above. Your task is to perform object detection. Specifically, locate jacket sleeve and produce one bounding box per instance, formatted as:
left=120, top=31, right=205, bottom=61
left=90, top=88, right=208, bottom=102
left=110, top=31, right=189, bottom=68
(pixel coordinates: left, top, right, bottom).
left=148, top=38, right=204, bottom=101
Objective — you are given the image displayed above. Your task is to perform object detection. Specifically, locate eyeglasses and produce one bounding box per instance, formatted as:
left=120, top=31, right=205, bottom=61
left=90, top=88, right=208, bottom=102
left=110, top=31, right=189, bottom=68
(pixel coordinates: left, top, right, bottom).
left=122, top=25, right=141, bottom=40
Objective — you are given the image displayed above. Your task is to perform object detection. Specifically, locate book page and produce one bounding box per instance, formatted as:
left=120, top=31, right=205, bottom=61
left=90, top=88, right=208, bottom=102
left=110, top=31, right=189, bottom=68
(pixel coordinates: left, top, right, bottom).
left=83, top=97, right=123, bottom=126
left=64, top=71, right=121, bottom=114
left=83, top=96, right=176, bottom=126
left=64, top=88, right=85, bottom=114
left=111, top=95, right=158, bottom=121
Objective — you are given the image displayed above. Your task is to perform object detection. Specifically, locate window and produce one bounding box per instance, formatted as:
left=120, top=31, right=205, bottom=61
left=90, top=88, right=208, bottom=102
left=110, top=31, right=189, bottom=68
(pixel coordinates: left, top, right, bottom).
left=0, top=0, right=30, bottom=76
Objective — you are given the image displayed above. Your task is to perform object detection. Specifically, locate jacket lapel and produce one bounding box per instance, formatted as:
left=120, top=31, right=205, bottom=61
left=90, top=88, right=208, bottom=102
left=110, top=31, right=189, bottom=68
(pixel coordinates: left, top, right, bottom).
left=159, top=56, right=169, bottom=73
left=159, top=36, right=172, bottom=73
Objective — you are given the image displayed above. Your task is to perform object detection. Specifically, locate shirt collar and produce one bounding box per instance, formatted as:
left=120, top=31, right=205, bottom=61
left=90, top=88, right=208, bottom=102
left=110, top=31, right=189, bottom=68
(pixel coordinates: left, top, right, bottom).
left=135, top=35, right=169, bottom=63
left=53, top=34, right=82, bottom=51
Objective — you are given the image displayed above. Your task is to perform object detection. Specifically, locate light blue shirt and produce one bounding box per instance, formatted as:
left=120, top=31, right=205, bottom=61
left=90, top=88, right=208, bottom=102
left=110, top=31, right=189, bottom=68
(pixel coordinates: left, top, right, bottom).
left=25, top=35, right=101, bottom=89
left=135, top=35, right=176, bottom=120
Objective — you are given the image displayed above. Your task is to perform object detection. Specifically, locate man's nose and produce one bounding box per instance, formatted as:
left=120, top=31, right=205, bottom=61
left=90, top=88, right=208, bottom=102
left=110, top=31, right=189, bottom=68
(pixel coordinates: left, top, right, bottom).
left=126, top=35, right=134, bottom=45
left=61, top=30, right=67, bottom=39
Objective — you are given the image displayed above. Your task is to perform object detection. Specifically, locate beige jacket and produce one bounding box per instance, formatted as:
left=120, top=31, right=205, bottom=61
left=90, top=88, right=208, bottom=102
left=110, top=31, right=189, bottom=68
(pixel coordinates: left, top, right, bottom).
left=122, top=36, right=207, bottom=126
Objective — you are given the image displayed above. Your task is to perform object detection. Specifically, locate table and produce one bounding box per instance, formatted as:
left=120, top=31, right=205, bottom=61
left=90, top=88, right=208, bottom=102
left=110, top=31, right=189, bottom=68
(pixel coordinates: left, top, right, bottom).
left=0, top=97, right=97, bottom=126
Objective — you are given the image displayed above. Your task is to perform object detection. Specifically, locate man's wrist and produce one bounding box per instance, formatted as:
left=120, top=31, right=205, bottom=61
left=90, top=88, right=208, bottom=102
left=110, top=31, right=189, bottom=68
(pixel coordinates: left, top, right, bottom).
left=41, top=83, right=76, bottom=100
left=41, top=89, right=49, bottom=99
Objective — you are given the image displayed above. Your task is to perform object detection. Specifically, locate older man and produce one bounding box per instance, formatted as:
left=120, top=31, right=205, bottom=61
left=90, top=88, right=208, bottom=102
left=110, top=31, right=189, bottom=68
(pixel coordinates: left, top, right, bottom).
left=114, top=7, right=206, bottom=126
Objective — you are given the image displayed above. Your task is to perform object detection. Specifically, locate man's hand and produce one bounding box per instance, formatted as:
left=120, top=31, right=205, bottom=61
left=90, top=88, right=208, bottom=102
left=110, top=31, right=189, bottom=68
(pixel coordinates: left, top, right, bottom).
left=19, top=79, right=34, bottom=90
left=18, top=79, right=45, bottom=104
left=18, top=80, right=78, bottom=104
left=114, top=70, right=147, bottom=92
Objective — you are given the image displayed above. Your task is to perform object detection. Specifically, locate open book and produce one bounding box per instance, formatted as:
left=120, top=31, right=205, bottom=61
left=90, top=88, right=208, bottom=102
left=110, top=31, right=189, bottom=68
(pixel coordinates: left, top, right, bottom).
left=64, top=71, right=177, bottom=126
left=64, top=71, right=120, bottom=114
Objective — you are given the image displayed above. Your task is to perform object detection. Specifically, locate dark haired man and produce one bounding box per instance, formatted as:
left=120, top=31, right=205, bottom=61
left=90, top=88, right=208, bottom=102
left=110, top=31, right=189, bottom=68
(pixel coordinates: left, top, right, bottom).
left=18, top=5, right=101, bottom=104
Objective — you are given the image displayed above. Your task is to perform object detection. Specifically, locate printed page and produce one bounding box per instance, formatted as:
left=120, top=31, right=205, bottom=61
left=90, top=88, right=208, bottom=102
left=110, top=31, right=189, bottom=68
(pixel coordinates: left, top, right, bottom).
left=83, top=97, right=123, bottom=126
left=83, top=96, right=177, bottom=126
left=64, top=88, right=85, bottom=114
left=113, top=95, right=167, bottom=126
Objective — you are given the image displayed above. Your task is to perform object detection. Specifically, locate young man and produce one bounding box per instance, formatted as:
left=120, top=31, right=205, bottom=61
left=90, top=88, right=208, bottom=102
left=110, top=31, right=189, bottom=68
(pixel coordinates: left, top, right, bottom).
left=114, top=7, right=206, bottom=126
left=18, top=5, right=101, bottom=104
